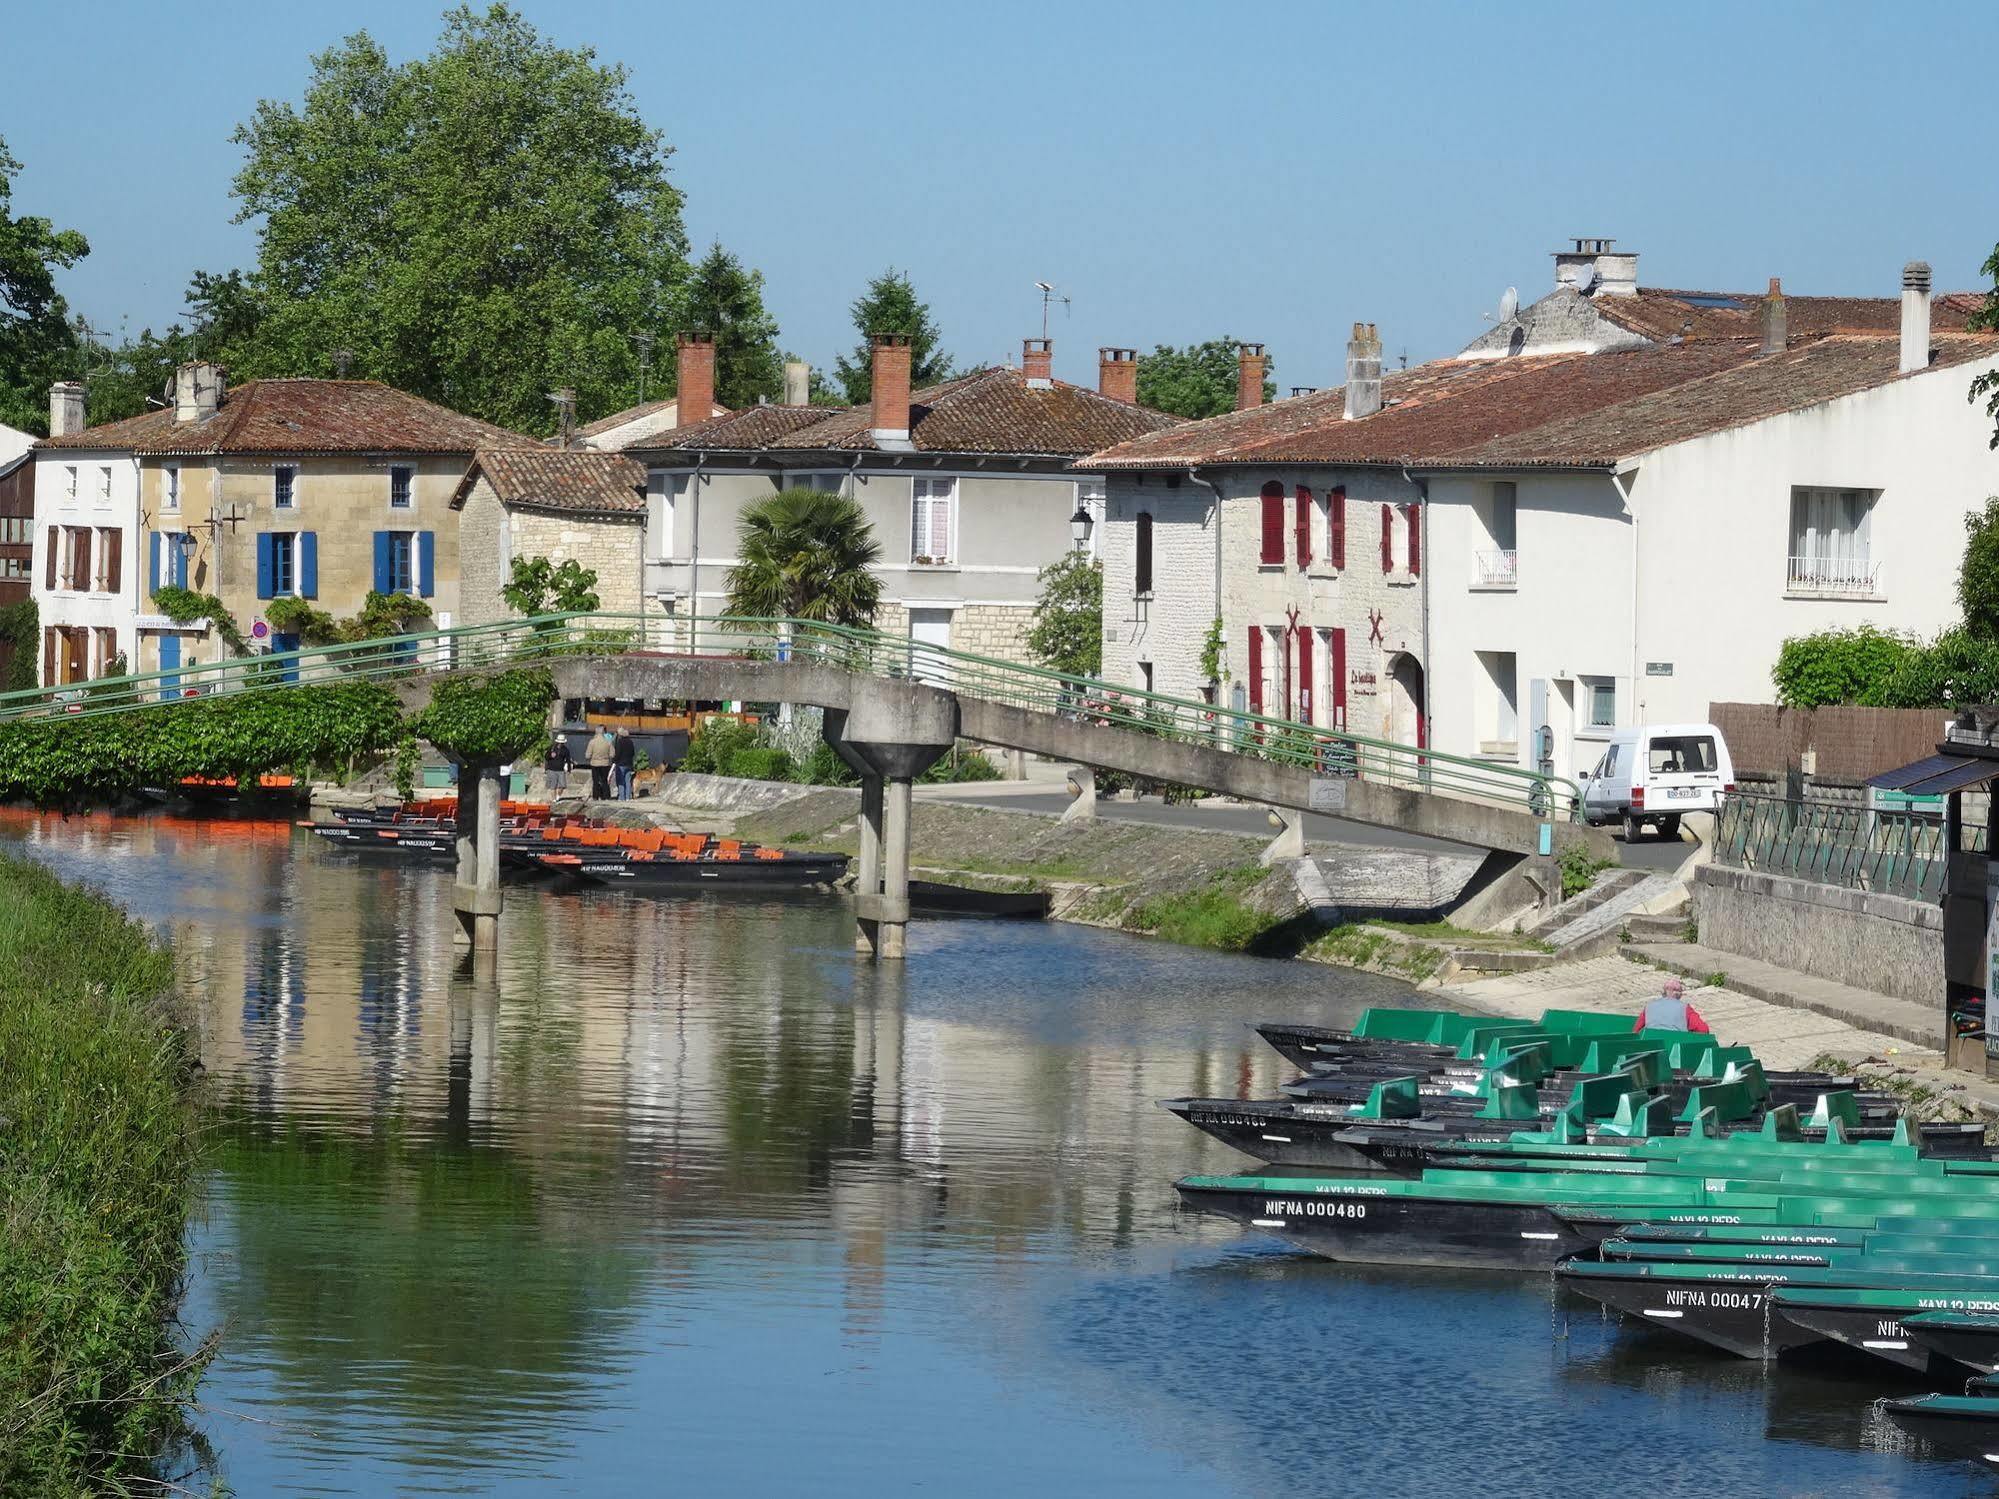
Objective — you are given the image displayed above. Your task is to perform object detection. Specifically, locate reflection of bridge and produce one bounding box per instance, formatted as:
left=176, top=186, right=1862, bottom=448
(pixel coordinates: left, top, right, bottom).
left=0, top=615, right=1608, bottom=958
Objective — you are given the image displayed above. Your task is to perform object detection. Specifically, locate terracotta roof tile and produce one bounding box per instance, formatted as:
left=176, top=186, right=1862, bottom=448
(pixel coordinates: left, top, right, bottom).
left=37, top=379, right=528, bottom=455
left=574, top=395, right=729, bottom=440
left=1596, top=287, right=1985, bottom=343
left=450, top=448, right=648, bottom=515
left=647, top=403, right=856, bottom=451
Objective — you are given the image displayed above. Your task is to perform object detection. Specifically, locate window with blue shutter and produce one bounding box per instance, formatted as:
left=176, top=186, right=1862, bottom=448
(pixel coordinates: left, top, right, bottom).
left=372, top=532, right=392, bottom=594
left=256, top=532, right=275, bottom=599
left=418, top=530, right=435, bottom=598
left=299, top=532, right=318, bottom=599
left=172, top=533, right=189, bottom=589
left=149, top=532, right=162, bottom=593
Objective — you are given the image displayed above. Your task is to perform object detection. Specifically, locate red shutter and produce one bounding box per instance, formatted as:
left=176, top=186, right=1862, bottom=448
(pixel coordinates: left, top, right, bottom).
left=1380, top=504, right=1393, bottom=572
left=103, top=528, right=122, bottom=593
left=1294, top=487, right=1312, bottom=568
left=41, top=627, right=54, bottom=686
left=44, top=526, right=56, bottom=591
left=1259, top=482, right=1283, bottom=564
left=1331, top=628, right=1347, bottom=726
left=1247, top=626, right=1263, bottom=711
left=1330, top=487, right=1346, bottom=569
left=1296, top=625, right=1313, bottom=724
left=1407, top=503, right=1421, bottom=578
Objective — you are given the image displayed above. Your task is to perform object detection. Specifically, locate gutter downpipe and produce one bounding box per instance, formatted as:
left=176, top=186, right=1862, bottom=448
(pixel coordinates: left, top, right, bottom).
left=1611, top=464, right=1639, bottom=727
left=1191, top=466, right=1226, bottom=705
left=1401, top=465, right=1432, bottom=771
left=689, top=451, right=706, bottom=652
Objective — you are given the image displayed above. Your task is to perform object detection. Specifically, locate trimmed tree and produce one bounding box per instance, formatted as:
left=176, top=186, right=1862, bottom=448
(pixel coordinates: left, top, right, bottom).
left=832, top=269, right=953, bottom=403
left=726, top=489, right=881, bottom=625
left=682, top=241, right=783, bottom=408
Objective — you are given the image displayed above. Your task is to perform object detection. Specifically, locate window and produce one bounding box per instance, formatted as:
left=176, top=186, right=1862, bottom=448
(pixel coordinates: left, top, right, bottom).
left=1584, top=676, right=1616, bottom=728
left=269, top=532, right=296, bottom=595
left=274, top=465, right=297, bottom=510
left=163, top=465, right=180, bottom=513
left=96, top=466, right=112, bottom=504
left=64, top=466, right=77, bottom=503
left=1476, top=481, right=1518, bottom=587
left=150, top=530, right=191, bottom=592
left=386, top=531, right=415, bottom=595
left=95, top=528, right=121, bottom=593
left=1294, top=486, right=1312, bottom=568
left=1476, top=650, right=1519, bottom=749
left=93, top=627, right=117, bottom=675
left=1648, top=735, right=1719, bottom=775
left=371, top=529, right=427, bottom=597
left=648, top=470, right=687, bottom=559
left=788, top=472, right=845, bottom=494
left=1788, top=486, right=1877, bottom=594
left=0, top=517, right=27, bottom=544
left=0, top=557, right=27, bottom=580
left=1404, top=502, right=1422, bottom=577
left=911, top=478, right=955, bottom=565
left=1258, top=481, right=1284, bottom=564
left=261, top=531, right=320, bottom=599
left=1380, top=502, right=1395, bottom=572
left=390, top=465, right=413, bottom=509
left=1134, top=511, right=1154, bottom=595
left=59, top=526, right=91, bottom=592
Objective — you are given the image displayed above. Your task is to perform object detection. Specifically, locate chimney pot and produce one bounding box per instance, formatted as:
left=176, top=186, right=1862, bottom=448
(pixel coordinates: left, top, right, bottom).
left=1901, top=260, right=1933, bottom=374
left=783, top=360, right=810, bottom=406
left=1343, top=323, right=1383, bottom=421
left=675, top=333, right=716, bottom=428
left=173, top=361, right=224, bottom=425
left=869, top=333, right=913, bottom=444
left=1097, top=347, right=1138, bottom=404
left=1760, top=279, right=1788, bottom=356
left=1022, top=337, right=1054, bottom=388
left=1235, top=343, right=1267, bottom=412
left=48, top=381, right=85, bottom=438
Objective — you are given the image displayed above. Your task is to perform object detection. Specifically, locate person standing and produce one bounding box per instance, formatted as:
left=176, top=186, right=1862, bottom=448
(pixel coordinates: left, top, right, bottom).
left=586, top=725, right=614, bottom=800
left=613, top=727, right=637, bottom=801
left=543, top=735, right=573, bottom=798
left=1634, top=977, right=1712, bottom=1034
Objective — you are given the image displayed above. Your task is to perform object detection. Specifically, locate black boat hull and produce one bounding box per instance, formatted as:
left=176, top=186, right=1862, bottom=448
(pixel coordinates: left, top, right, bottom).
left=1769, top=1298, right=1942, bottom=1374
left=1906, top=1320, right=1999, bottom=1374
left=1557, top=1268, right=1820, bottom=1360
left=1175, top=1181, right=1596, bottom=1269
left=1882, top=1401, right=1999, bottom=1471
left=560, top=856, right=849, bottom=889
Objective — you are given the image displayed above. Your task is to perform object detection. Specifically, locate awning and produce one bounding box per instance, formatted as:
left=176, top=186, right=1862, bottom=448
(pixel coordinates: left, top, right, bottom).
left=1867, top=752, right=1999, bottom=796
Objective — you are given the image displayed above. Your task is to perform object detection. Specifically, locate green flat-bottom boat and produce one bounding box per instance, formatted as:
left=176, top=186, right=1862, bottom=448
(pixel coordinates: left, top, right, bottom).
left=1882, top=1388, right=1999, bottom=1472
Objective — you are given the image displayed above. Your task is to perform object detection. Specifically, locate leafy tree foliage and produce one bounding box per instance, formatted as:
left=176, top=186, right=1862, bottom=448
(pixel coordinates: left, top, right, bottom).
left=1971, top=245, right=1999, bottom=447
left=1961, top=496, right=1999, bottom=639
left=81, top=270, right=267, bottom=425
left=0, top=599, right=36, bottom=692
left=832, top=268, right=953, bottom=403
left=225, top=4, right=688, bottom=433
left=1770, top=626, right=1917, bottom=707
left=1025, top=552, right=1102, bottom=678
left=726, top=489, right=882, bottom=624
left=501, top=556, right=602, bottom=616
left=1134, top=337, right=1274, bottom=419
left=0, top=138, right=89, bottom=435
left=413, top=667, right=556, bottom=763
left=683, top=242, right=783, bottom=408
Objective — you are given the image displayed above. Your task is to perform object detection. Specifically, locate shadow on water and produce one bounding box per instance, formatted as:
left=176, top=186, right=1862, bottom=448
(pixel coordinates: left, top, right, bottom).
left=0, top=806, right=1982, bottom=1497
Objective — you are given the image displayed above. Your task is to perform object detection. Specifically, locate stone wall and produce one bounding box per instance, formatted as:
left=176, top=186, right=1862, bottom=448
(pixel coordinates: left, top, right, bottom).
left=456, top=478, right=506, bottom=627
left=1694, top=861, right=1943, bottom=1005
left=952, top=603, right=1033, bottom=663
left=509, top=507, right=645, bottom=618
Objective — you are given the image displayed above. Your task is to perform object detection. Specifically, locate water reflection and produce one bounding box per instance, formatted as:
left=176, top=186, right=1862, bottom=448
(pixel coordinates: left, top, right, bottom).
left=0, top=808, right=1979, bottom=1497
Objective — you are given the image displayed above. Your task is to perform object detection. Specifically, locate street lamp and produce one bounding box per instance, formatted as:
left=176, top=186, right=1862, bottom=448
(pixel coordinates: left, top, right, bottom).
left=1070, top=503, right=1094, bottom=552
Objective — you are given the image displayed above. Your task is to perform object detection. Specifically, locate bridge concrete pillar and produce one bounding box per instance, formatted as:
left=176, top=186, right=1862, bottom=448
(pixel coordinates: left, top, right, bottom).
left=880, top=776, right=914, bottom=960
left=822, top=693, right=953, bottom=962
left=1060, top=765, right=1096, bottom=823
left=1259, top=805, right=1305, bottom=865
left=854, top=773, right=884, bottom=957
left=452, top=761, right=504, bottom=953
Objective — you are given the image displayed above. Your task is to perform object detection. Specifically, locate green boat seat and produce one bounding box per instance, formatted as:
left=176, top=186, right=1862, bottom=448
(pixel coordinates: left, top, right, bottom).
left=1511, top=1113, right=1590, bottom=1146
left=1485, top=1042, right=1553, bottom=1086
left=1677, top=1080, right=1755, bottom=1125
left=1538, top=1008, right=1638, bottom=1038
left=1344, top=1075, right=1422, bottom=1120
left=1353, top=1008, right=1470, bottom=1045
left=1614, top=1049, right=1669, bottom=1092
left=1476, top=1082, right=1541, bottom=1120
left=1692, top=1046, right=1758, bottom=1080
left=1566, top=1069, right=1646, bottom=1123
left=1689, top=1105, right=1724, bottom=1139
left=1759, top=1104, right=1803, bottom=1142
left=1457, top=1022, right=1541, bottom=1060
left=1597, top=1092, right=1676, bottom=1138
left=1892, top=1117, right=1919, bottom=1150
left=1722, top=1060, right=1770, bottom=1103
left=1809, top=1091, right=1863, bottom=1132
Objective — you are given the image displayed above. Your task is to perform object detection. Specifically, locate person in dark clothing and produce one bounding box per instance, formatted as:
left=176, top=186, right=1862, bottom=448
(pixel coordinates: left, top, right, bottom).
left=543, top=736, right=573, bottom=797
left=613, top=727, right=637, bottom=800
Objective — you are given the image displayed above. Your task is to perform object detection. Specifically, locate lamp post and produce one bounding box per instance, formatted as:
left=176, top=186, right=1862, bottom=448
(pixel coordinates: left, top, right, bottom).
left=1070, top=503, right=1094, bottom=553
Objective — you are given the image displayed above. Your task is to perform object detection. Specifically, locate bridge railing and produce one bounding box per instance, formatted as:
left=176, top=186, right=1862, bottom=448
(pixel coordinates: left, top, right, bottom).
left=0, top=611, right=1579, bottom=820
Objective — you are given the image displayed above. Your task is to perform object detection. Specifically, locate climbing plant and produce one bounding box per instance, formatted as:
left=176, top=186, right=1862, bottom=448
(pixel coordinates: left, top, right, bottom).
left=152, top=584, right=250, bottom=656
left=411, top=668, right=556, bottom=764
left=0, top=599, right=37, bottom=691
left=1199, top=616, right=1227, bottom=684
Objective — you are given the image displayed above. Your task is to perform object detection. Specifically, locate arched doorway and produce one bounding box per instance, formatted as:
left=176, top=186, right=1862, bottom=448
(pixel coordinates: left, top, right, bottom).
left=1385, top=652, right=1426, bottom=749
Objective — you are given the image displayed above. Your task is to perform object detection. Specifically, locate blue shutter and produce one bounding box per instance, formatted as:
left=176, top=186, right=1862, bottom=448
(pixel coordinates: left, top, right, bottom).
left=372, top=532, right=392, bottom=594
left=173, top=533, right=189, bottom=589
left=149, top=532, right=162, bottom=593
left=417, top=530, right=435, bottom=599
left=158, top=633, right=180, bottom=699
left=256, top=533, right=275, bottom=600
left=299, top=532, right=318, bottom=599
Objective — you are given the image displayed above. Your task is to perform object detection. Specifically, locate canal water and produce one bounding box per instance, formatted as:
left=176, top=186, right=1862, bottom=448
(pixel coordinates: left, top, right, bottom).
left=1, top=808, right=1981, bottom=1498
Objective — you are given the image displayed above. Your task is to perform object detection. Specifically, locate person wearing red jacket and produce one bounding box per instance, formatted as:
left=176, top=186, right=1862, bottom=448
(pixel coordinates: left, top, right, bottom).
left=1634, top=977, right=1711, bottom=1034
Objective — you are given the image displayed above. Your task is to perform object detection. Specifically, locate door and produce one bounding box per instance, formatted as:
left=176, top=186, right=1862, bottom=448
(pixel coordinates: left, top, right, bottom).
left=158, top=633, right=181, bottom=700
left=1642, top=730, right=1725, bottom=812
left=908, top=608, right=953, bottom=685
left=1583, top=742, right=1626, bottom=823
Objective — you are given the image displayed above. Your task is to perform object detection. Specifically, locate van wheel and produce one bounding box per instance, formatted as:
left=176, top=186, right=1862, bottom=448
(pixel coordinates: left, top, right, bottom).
left=1622, top=813, right=1644, bottom=841
left=1659, top=814, right=1682, bottom=840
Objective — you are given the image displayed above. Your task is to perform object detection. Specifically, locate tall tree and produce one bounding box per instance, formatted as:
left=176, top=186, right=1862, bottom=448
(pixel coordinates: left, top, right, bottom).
left=1960, top=496, right=1999, bottom=639
left=683, top=242, right=782, bottom=408
left=80, top=269, right=267, bottom=424
left=227, top=4, right=688, bottom=433
left=0, top=138, right=89, bottom=435
left=1025, top=552, right=1102, bottom=679
left=1971, top=244, right=1999, bottom=448
left=726, top=489, right=882, bottom=625
left=1135, top=337, right=1274, bottom=420
left=832, top=268, right=952, bottom=403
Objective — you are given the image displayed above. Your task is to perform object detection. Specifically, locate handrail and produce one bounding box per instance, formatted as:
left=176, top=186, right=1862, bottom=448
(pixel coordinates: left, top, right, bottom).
left=0, top=611, right=1581, bottom=820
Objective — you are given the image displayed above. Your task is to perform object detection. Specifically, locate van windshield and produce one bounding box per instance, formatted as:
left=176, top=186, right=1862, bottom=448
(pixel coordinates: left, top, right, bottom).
left=1648, top=735, right=1718, bottom=775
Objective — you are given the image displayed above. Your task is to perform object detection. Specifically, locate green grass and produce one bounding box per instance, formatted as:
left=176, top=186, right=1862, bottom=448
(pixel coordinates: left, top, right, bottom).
left=1304, top=924, right=1446, bottom=982
left=1123, top=866, right=1278, bottom=952
left=1374, top=919, right=1551, bottom=953
left=0, top=853, right=208, bottom=1496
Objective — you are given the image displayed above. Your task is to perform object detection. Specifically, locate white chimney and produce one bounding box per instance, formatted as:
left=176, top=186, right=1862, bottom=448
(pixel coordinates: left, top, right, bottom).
left=1552, top=237, right=1638, bottom=298
left=1343, top=323, right=1382, bottom=421
left=48, top=381, right=85, bottom=438
left=783, top=360, right=810, bottom=405
left=1900, top=260, right=1932, bottom=375
left=173, top=361, right=225, bottom=424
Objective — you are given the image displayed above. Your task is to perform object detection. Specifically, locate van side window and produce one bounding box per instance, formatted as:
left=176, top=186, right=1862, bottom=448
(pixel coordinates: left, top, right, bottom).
left=1648, top=735, right=1717, bottom=774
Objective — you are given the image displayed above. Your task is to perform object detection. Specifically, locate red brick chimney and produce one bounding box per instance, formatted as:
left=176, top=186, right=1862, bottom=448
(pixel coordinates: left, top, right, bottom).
left=1236, top=343, right=1267, bottom=411
left=676, top=332, right=715, bottom=426
left=1098, top=347, right=1138, bottom=404
left=1022, top=337, right=1054, bottom=388
left=869, top=334, right=912, bottom=441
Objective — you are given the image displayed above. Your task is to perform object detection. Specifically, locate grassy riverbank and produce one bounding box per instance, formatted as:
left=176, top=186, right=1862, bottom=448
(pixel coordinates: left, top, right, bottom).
left=0, top=854, right=208, bottom=1496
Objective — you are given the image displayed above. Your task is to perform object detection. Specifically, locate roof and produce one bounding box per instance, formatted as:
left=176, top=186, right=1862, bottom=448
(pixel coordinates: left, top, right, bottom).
left=1085, top=331, right=1999, bottom=472
left=37, top=379, right=528, bottom=456
left=1597, top=287, right=1986, bottom=345
left=1866, top=750, right=1999, bottom=796
left=450, top=448, right=648, bottom=516
left=645, top=365, right=1182, bottom=458
left=574, top=395, right=729, bottom=441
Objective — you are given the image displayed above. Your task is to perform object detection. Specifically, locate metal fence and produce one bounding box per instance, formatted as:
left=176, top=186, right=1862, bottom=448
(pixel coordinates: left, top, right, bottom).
left=1712, top=790, right=1976, bottom=900
left=0, top=612, right=1581, bottom=821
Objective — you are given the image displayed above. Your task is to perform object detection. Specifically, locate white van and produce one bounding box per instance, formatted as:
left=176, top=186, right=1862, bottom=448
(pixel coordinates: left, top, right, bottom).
left=1579, top=722, right=1735, bottom=840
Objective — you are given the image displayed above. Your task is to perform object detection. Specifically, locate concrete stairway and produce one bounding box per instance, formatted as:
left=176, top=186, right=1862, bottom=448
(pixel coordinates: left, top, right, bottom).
left=1529, top=869, right=1686, bottom=957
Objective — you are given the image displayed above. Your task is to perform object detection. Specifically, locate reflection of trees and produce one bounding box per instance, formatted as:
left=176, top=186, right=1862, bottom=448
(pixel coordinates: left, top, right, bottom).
left=204, top=1118, right=649, bottom=1458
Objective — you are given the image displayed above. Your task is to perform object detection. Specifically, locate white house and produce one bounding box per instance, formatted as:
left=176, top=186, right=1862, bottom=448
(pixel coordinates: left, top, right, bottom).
left=30, top=381, right=141, bottom=683
left=1084, top=244, right=1999, bottom=785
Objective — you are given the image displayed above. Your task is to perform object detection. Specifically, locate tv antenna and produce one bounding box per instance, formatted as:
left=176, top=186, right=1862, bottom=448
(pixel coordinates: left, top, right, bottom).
left=547, top=387, right=577, bottom=447
left=629, top=332, right=656, bottom=403
left=1034, top=281, right=1071, bottom=341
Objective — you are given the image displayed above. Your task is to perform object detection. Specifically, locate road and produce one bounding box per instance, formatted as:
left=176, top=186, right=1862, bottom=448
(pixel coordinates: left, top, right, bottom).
left=919, top=785, right=1692, bottom=871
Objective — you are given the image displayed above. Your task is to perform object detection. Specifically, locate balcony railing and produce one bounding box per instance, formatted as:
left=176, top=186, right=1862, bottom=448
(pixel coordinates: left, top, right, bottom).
left=1786, top=554, right=1881, bottom=596
left=1473, top=549, right=1518, bottom=588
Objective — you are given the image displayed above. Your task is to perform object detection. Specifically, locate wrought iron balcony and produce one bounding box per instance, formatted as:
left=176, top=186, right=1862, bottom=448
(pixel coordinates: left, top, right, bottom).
left=1472, top=549, right=1518, bottom=589
left=1786, top=554, right=1881, bottom=596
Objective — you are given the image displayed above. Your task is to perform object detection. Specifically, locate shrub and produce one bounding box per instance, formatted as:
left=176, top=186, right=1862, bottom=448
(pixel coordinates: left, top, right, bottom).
left=1770, top=626, right=1917, bottom=707
left=724, top=746, right=793, bottom=782
left=918, top=746, right=1003, bottom=783
left=1879, top=627, right=1999, bottom=708
left=679, top=716, right=759, bottom=775
left=792, top=741, right=859, bottom=787
left=1961, top=496, right=1999, bottom=640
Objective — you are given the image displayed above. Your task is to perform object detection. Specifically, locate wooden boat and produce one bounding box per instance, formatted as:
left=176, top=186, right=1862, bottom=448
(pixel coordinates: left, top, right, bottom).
left=536, top=846, right=849, bottom=888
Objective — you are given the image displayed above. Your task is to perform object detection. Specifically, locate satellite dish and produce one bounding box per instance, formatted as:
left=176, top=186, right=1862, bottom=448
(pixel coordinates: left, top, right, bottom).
left=1498, top=286, right=1519, bottom=322
left=1575, top=266, right=1600, bottom=296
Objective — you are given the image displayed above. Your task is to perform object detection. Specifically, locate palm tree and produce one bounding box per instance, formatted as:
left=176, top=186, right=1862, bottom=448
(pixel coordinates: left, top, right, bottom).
left=726, top=489, right=883, bottom=625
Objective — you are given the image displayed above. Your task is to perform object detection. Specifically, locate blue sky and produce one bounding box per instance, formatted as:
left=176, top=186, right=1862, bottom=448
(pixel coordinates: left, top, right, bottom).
left=7, top=0, right=1996, bottom=391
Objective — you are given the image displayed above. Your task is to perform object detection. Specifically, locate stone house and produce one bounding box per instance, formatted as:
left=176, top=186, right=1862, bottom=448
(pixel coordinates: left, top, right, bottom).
left=34, top=364, right=524, bottom=683
left=1085, top=241, right=1999, bottom=787
left=452, top=448, right=648, bottom=626
left=590, top=333, right=1178, bottom=662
